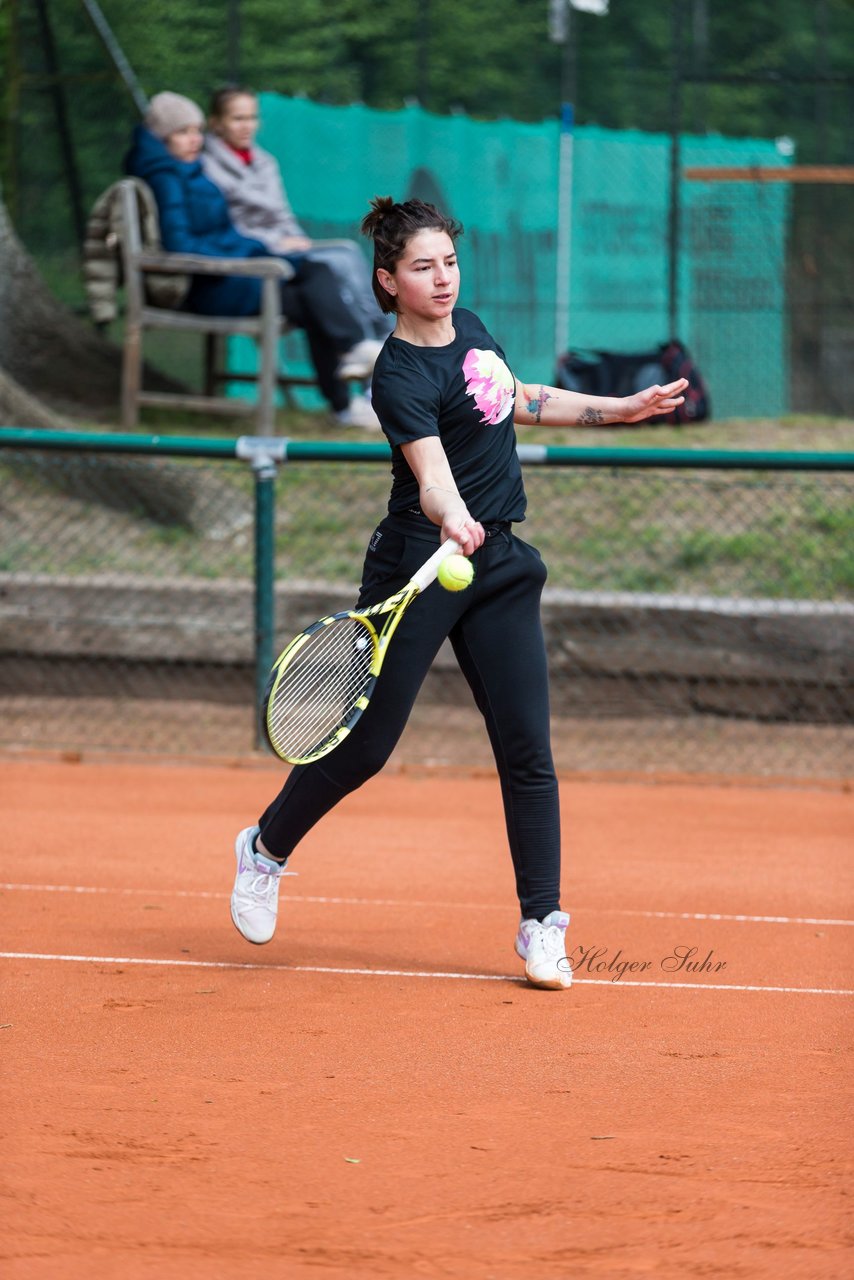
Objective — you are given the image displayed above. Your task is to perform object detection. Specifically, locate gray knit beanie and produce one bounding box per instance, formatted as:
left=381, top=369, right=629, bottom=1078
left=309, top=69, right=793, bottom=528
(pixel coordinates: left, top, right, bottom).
left=144, top=91, right=204, bottom=140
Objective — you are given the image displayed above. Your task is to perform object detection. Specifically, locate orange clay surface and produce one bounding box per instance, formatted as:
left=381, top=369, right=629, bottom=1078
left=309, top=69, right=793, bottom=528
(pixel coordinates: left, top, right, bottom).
left=1, top=756, right=852, bottom=1280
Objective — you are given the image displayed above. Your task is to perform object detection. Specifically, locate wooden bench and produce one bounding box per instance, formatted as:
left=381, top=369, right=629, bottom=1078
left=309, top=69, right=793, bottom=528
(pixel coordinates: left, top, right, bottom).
left=118, top=178, right=313, bottom=433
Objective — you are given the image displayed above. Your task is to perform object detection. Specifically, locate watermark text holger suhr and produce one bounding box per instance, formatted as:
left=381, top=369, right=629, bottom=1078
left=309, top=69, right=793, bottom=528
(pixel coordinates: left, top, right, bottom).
left=568, top=944, right=728, bottom=983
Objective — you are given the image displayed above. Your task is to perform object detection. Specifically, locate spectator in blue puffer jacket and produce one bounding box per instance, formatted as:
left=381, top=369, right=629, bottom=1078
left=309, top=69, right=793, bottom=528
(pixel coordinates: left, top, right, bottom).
left=124, top=92, right=382, bottom=424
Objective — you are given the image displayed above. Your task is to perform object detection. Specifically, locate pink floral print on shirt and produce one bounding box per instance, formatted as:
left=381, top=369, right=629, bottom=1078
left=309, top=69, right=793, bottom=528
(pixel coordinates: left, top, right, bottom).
left=462, top=348, right=515, bottom=426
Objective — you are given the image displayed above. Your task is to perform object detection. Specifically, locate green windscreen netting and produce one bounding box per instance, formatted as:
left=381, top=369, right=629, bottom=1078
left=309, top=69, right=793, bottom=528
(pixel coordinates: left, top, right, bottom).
left=226, top=94, right=788, bottom=416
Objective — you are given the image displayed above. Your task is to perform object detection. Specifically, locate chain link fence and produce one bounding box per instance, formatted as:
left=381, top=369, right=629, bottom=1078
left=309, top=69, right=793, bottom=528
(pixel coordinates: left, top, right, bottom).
left=4, top=3, right=852, bottom=418
left=1, top=432, right=851, bottom=780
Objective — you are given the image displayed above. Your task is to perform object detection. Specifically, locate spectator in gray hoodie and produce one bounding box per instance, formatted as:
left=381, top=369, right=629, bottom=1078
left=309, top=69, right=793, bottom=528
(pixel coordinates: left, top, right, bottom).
left=202, top=86, right=392, bottom=382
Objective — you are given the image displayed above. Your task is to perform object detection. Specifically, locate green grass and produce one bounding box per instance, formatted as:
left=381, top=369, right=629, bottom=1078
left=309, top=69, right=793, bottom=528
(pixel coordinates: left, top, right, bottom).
left=2, top=416, right=853, bottom=601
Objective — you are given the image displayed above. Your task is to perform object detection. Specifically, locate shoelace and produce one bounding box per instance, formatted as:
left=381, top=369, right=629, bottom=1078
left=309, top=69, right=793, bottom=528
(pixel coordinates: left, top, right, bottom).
left=246, top=871, right=278, bottom=902
left=545, top=926, right=567, bottom=956
left=527, top=923, right=565, bottom=958
left=242, top=865, right=298, bottom=900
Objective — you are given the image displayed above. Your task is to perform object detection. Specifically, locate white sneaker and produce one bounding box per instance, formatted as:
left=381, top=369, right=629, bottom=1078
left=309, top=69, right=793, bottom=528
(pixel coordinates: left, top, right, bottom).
left=515, top=911, right=572, bottom=989
left=336, top=338, right=383, bottom=380
left=334, top=393, right=381, bottom=431
left=230, top=826, right=289, bottom=945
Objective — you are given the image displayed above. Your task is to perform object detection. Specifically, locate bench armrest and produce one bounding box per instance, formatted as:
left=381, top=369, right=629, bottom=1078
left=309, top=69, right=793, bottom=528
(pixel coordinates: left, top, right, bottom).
left=135, top=252, right=294, bottom=281
left=309, top=239, right=360, bottom=251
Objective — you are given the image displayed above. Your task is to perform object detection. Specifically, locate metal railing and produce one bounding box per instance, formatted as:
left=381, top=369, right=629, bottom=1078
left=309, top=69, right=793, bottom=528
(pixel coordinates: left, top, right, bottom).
left=1, top=428, right=851, bottom=779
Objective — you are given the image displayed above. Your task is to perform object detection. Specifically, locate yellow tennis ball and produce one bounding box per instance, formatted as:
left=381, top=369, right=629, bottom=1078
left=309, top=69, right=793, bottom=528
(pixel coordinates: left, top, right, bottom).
left=438, top=554, right=474, bottom=592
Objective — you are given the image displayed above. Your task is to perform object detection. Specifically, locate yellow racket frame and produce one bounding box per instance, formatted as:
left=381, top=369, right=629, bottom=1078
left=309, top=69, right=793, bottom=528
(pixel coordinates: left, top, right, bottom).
left=262, top=538, right=463, bottom=764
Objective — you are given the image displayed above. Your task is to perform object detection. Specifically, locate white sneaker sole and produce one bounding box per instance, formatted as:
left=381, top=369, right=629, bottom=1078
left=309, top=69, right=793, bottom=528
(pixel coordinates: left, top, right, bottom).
left=525, top=964, right=572, bottom=991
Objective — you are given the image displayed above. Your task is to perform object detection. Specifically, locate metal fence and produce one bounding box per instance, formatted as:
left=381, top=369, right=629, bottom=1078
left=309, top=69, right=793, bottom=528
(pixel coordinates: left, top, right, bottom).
left=6, top=1, right=853, bottom=419
left=1, top=429, right=851, bottom=781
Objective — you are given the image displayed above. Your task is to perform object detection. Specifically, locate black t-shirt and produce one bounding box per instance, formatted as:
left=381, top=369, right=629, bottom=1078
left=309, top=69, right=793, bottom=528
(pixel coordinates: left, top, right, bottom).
left=371, top=308, right=527, bottom=524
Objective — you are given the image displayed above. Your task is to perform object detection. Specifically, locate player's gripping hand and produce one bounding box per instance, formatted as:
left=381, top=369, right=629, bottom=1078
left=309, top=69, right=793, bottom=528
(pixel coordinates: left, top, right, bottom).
left=619, top=378, right=689, bottom=423
left=442, top=510, right=485, bottom=557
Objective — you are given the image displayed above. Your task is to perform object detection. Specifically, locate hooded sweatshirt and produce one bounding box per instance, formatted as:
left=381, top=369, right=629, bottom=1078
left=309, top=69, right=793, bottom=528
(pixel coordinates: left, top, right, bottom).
left=202, top=133, right=305, bottom=253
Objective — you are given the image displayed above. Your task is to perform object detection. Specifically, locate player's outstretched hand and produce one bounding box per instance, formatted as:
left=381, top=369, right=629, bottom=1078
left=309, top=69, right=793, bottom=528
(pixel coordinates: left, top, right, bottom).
left=619, top=378, right=689, bottom=423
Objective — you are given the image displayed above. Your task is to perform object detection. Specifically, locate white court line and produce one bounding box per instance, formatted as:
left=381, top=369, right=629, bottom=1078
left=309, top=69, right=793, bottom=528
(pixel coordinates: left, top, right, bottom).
left=0, top=883, right=851, bottom=928
left=0, top=951, right=852, bottom=996
left=613, top=908, right=854, bottom=926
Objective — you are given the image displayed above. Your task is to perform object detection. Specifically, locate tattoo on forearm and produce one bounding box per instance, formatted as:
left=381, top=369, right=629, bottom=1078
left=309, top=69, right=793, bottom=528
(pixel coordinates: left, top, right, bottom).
left=526, top=386, right=553, bottom=423
left=578, top=406, right=604, bottom=425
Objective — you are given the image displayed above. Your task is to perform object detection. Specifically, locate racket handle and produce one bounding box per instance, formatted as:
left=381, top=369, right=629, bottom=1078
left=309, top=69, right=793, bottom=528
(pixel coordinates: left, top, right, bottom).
left=409, top=538, right=462, bottom=593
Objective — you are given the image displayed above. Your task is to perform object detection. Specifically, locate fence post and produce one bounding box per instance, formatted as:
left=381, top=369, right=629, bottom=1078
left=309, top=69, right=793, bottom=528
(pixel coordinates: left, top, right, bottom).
left=237, top=437, right=288, bottom=749
left=667, top=0, right=684, bottom=338
left=252, top=452, right=278, bottom=749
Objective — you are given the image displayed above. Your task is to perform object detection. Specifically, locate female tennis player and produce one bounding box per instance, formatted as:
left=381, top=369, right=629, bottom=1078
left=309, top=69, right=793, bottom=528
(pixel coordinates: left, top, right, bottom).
left=231, top=196, right=687, bottom=989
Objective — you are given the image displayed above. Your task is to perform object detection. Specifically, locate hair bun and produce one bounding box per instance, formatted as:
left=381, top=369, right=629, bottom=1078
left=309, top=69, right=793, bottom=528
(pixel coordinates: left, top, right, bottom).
left=360, top=196, right=396, bottom=239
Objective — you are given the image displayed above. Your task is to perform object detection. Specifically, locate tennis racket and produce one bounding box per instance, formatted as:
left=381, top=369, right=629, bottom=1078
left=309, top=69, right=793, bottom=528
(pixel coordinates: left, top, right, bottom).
left=262, top=538, right=462, bottom=764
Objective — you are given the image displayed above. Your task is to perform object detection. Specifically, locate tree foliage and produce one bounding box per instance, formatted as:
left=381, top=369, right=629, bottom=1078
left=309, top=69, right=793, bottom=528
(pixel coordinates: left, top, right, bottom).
left=1, top=0, right=852, bottom=268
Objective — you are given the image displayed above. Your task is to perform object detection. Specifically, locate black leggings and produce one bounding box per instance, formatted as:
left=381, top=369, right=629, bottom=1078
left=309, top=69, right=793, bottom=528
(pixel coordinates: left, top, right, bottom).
left=259, top=516, right=562, bottom=920
left=280, top=259, right=363, bottom=412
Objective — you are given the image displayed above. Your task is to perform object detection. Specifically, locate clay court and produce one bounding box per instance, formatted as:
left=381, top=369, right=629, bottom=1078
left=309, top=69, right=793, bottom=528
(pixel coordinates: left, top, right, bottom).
left=2, top=755, right=851, bottom=1279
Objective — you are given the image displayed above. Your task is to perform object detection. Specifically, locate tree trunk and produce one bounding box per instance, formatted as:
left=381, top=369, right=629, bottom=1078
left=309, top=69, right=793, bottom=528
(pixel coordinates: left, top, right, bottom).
left=0, top=194, right=123, bottom=413
left=0, top=366, right=73, bottom=431
left=0, top=195, right=243, bottom=536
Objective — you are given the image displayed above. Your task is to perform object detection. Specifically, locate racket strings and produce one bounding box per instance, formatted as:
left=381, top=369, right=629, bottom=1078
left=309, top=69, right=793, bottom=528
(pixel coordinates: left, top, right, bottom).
left=266, top=617, right=376, bottom=760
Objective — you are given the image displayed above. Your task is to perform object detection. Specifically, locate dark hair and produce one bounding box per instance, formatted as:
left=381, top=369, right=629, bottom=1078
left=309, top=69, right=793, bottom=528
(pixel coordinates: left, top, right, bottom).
left=208, top=86, right=257, bottom=120
left=360, top=196, right=464, bottom=314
